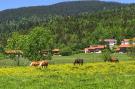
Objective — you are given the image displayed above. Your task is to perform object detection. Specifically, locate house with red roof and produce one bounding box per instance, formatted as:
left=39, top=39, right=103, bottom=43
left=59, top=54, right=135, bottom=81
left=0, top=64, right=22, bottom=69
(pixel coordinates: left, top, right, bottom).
left=118, top=44, right=132, bottom=53
left=116, top=38, right=135, bottom=53
left=84, top=45, right=105, bottom=53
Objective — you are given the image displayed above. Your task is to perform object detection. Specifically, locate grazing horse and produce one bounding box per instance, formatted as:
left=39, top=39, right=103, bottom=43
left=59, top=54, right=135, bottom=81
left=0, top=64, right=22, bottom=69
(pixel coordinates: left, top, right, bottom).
left=30, top=61, right=41, bottom=67
left=39, top=60, right=48, bottom=68
left=74, top=59, right=84, bottom=65
left=110, top=57, right=119, bottom=63
left=104, top=57, right=119, bottom=63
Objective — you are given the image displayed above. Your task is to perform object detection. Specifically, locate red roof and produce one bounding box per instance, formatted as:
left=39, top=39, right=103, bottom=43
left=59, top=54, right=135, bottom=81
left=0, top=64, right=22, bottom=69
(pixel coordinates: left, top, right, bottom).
left=119, top=44, right=132, bottom=48
left=85, top=45, right=105, bottom=50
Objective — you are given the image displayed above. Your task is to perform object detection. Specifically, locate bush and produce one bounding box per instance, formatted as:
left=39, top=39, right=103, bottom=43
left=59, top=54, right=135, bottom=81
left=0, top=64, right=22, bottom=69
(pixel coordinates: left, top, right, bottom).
left=72, top=51, right=81, bottom=54
left=60, top=51, right=72, bottom=56
left=127, top=46, right=135, bottom=59
left=102, top=49, right=112, bottom=62
left=60, top=47, right=72, bottom=56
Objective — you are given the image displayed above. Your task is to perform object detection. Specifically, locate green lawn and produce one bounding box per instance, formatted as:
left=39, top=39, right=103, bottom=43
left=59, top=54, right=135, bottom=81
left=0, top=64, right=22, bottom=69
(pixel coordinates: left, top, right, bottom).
left=0, top=62, right=135, bottom=89
left=51, top=53, right=132, bottom=64
left=0, top=53, right=134, bottom=89
left=0, top=53, right=133, bottom=66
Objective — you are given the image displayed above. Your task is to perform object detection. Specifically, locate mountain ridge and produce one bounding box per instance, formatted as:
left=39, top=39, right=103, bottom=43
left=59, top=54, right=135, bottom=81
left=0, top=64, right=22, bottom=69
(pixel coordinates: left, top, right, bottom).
left=0, top=1, right=134, bottom=47
left=0, top=1, right=125, bottom=17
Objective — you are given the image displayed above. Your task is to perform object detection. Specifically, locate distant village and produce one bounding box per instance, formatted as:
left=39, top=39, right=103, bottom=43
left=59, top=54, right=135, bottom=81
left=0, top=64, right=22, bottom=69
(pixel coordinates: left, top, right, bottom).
left=84, top=38, right=135, bottom=54
left=45, top=38, right=135, bottom=55
left=4, top=38, right=135, bottom=56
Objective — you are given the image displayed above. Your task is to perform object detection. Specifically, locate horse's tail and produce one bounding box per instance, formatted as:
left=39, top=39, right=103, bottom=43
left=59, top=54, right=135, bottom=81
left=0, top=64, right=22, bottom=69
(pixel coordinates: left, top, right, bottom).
left=30, top=62, right=33, bottom=66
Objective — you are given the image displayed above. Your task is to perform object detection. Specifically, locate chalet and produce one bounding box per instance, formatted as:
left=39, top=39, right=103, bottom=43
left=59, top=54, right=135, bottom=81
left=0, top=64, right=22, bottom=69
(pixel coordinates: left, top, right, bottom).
left=116, top=38, right=135, bottom=53
left=52, top=49, right=60, bottom=55
left=84, top=45, right=105, bottom=53
left=118, top=44, right=132, bottom=53
left=41, top=48, right=60, bottom=55
left=5, top=50, right=23, bottom=66
left=5, top=50, right=23, bottom=55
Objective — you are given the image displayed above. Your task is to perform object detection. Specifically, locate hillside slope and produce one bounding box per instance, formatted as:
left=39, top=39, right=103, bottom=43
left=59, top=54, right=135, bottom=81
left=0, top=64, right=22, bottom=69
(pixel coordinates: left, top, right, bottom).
left=0, top=1, right=134, bottom=48
left=0, top=1, right=125, bottom=21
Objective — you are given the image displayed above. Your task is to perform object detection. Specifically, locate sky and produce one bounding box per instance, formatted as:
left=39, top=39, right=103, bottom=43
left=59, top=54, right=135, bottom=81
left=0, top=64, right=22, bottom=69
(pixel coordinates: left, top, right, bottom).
left=0, top=0, right=135, bottom=11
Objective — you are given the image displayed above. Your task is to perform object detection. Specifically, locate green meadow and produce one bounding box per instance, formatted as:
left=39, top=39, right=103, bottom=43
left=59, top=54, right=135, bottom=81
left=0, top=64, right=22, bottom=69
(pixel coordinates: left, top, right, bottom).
left=0, top=62, right=135, bottom=89
left=0, top=53, right=132, bottom=66
left=0, top=53, right=134, bottom=89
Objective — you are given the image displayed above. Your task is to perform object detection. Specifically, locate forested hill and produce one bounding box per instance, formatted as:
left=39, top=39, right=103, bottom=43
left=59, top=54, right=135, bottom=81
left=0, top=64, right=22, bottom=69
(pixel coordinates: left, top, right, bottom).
left=0, top=1, right=125, bottom=21
left=0, top=1, right=135, bottom=49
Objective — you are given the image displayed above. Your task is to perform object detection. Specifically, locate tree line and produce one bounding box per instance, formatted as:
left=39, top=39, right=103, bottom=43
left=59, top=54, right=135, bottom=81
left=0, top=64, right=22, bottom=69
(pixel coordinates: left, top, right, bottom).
left=0, top=3, right=135, bottom=54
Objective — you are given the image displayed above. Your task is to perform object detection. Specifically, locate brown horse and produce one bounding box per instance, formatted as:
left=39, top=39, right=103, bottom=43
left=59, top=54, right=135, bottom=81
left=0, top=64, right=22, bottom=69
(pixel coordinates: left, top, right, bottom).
left=30, top=61, right=41, bottom=67
left=110, top=57, right=119, bottom=63
left=74, top=59, right=84, bottom=65
left=39, top=60, right=48, bottom=68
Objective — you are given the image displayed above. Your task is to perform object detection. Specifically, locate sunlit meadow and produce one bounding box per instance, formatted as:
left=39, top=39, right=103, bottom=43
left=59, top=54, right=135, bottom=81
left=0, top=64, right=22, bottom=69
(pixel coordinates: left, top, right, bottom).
left=0, top=61, right=135, bottom=89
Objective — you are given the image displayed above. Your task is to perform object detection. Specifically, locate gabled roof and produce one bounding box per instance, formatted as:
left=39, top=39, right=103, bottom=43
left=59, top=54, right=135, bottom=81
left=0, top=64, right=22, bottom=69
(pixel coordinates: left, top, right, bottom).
left=52, top=49, right=60, bottom=52
left=5, top=50, right=23, bottom=54
left=85, top=45, right=105, bottom=50
left=119, top=44, right=132, bottom=48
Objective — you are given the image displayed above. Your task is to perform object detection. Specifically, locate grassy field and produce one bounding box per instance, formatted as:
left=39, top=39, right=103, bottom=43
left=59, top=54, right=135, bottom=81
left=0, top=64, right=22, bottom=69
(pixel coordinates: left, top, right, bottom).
left=0, top=53, right=133, bottom=67
left=51, top=53, right=132, bottom=64
left=0, top=61, right=135, bottom=89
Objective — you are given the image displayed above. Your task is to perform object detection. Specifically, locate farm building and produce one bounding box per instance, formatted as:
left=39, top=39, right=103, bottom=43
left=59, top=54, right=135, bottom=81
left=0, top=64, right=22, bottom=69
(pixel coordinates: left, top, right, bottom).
left=40, top=48, right=60, bottom=55
left=5, top=50, right=23, bottom=55
left=84, top=45, right=105, bottom=53
left=4, top=50, right=23, bottom=66
left=52, top=49, right=60, bottom=55
left=118, top=44, right=132, bottom=53
left=116, top=38, right=135, bottom=53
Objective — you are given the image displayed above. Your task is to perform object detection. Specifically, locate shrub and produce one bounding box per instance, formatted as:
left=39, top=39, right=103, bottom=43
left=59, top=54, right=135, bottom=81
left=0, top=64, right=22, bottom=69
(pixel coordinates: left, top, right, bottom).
left=60, top=47, right=72, bottom=56
left=127, top=46, right=135, bottom=59
left=102, top=49, right=112, bottom=62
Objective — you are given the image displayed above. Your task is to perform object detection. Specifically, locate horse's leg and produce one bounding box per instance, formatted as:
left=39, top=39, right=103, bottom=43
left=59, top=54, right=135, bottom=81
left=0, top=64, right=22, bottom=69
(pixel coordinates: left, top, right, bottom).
left=81, top=62, right=83, bottom=65
left=116, top=60, right=119, bottom=63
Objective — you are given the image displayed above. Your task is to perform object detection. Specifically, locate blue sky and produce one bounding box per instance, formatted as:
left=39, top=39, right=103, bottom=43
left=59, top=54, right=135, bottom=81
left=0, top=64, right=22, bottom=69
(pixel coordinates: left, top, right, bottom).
left=0, top=0, right=135, bottom=11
